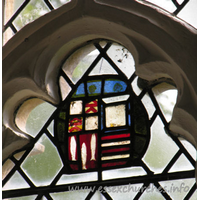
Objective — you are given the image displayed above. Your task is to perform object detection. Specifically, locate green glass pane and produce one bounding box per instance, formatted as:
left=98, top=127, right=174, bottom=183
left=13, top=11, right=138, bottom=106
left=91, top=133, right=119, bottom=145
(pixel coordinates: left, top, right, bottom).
left=134, top=136, right=146, bottom=154
left=87, top=80, right=102, bottom=96
left=134, top=116, right=147, bottom=135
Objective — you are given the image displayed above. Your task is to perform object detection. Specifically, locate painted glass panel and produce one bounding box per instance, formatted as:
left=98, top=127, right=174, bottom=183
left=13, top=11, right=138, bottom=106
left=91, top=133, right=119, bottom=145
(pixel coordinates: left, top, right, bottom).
left=87, top=80, right=102, bottom=96
left=68, top=117, right=83, bottom=133
left=104, top=79, right=127, bottom=94
left=105, top=105, right=126, bottom=127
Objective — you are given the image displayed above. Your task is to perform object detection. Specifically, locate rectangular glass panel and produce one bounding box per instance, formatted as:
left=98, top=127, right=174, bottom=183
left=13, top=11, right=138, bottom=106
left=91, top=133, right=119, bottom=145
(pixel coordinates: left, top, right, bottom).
left=106, top=105, right=126, bottom=127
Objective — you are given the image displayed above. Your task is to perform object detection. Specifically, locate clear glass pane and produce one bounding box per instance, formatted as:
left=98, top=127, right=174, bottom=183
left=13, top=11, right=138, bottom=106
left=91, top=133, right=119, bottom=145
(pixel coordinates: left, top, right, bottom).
left=13, top=150, right=26, bottom=160
left=49, top=0, right=71, bottom=9
left=3, top=171, right=29, bottom=190
left=141, top=93, right=156, bottom=118
left=56, top=172, right=97, bottom=185
left=62, top=43, right=97, bottom=84
left=106, top=43, right=135, bottom=79
left=143, top=116, right=179, bottom=173
left=91, top=191, right=107, bottom=200
left=145, top=0, right=176, bottom=13
left=6, top=195, right=38, bottom=200
left=106, top=183, right=143, bottom=200
left=89, top=58, right=118, bottom=76
left=2, top=159, right=15, bottom=180
left=152, top=83, right=178, bottom=122
left=59, top=76, right=71, bottom=100
left=26, top=102, right=56, bottom=137
left=102, top=167, right=146, bottom=180
left=177, top=0, right=197, bottom=27
left=131, top=77, right=142, bottom=96
left=178, top=137, right=196, bottom=160
left=139, top=183, right=165, bottom=200
left=21, top=134, right=63, bottom=186
left=47, top=120, right=54, bottom=136
left=4, top=0, right=24, bottom=24
left=169, top=154, right=195, bottom=172
left=13, top=0, right=50, bottom=30
left=50, top=189, right=91, bottom=200
left=3, top=27, right=14, bottom=45
left=159, top=178, right=196, bottom=199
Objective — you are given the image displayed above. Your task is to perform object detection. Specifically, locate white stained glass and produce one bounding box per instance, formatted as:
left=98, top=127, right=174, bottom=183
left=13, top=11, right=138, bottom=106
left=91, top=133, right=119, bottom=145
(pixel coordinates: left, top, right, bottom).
left=70, top=100, right=83, bottom=115
left=85, top=116, right=98, bottom=130
left=106, top=105, right=126, bottom=127
left=103, top=95, right=129, bottom=104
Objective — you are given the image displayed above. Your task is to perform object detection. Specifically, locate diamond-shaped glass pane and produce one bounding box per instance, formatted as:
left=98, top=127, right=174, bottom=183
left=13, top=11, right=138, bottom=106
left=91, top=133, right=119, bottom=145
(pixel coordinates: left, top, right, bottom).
left=21, top=134, right=63, bottom=186
left=169, top=154, right=195, bottom=172
left=106, top=43, right=135, bottom=79
left=25, top=102, right=56, bottom=137
left=3, top=171, right=29, bottom=190
left=106, top=183, right=143, bottom=200
left=143, top=116, right=179, bottom=173
left=139, top=183, right=165, bottom=200
left=159, top=178, right=196, bottom=200
left=59, top=76, right=72, bottom=100
left=62, top=43, right=97, bottom=84
left=152, top=84, right=177, bottom=122
left=13, top=0, right=50, bottom=30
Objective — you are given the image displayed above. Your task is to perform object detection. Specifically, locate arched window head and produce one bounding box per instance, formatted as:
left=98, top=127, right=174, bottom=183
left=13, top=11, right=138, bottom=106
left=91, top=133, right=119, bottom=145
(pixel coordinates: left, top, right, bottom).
left=55, top=41, right=150, bottom=172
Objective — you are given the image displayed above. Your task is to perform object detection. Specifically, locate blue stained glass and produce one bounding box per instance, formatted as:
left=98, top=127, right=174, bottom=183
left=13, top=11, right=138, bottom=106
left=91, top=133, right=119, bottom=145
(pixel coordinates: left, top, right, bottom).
left=72, top=83, right=85, bottom=98
left=87, top=80, right=102, bottom=96
left=104, top=79, right=127, bottom=94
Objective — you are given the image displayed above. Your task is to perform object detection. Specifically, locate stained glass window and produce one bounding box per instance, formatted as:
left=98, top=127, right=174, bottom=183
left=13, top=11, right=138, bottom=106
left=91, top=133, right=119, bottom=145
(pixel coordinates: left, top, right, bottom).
left=3, top=40, right=196, bottom=199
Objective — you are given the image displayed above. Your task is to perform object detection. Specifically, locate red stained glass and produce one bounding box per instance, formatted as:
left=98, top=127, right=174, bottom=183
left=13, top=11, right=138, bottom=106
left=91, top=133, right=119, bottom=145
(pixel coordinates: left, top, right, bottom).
left=101, top=133, right=130, bottom=141
left=85, top=100, right=98, bottom=113
left=102, top=161, right=127, bottom=168
left=102, top=147, right=130, bottom=154
left=79, top=133, right=98, bottom=170
left=68, top=117, right=83, bottom=133
left=70, top=164, right=78, bottom=170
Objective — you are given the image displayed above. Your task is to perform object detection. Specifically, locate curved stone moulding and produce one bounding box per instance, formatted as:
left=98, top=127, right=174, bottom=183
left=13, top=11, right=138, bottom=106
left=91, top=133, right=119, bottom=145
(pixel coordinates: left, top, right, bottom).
left=2, top=0, right=196, bottom=163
